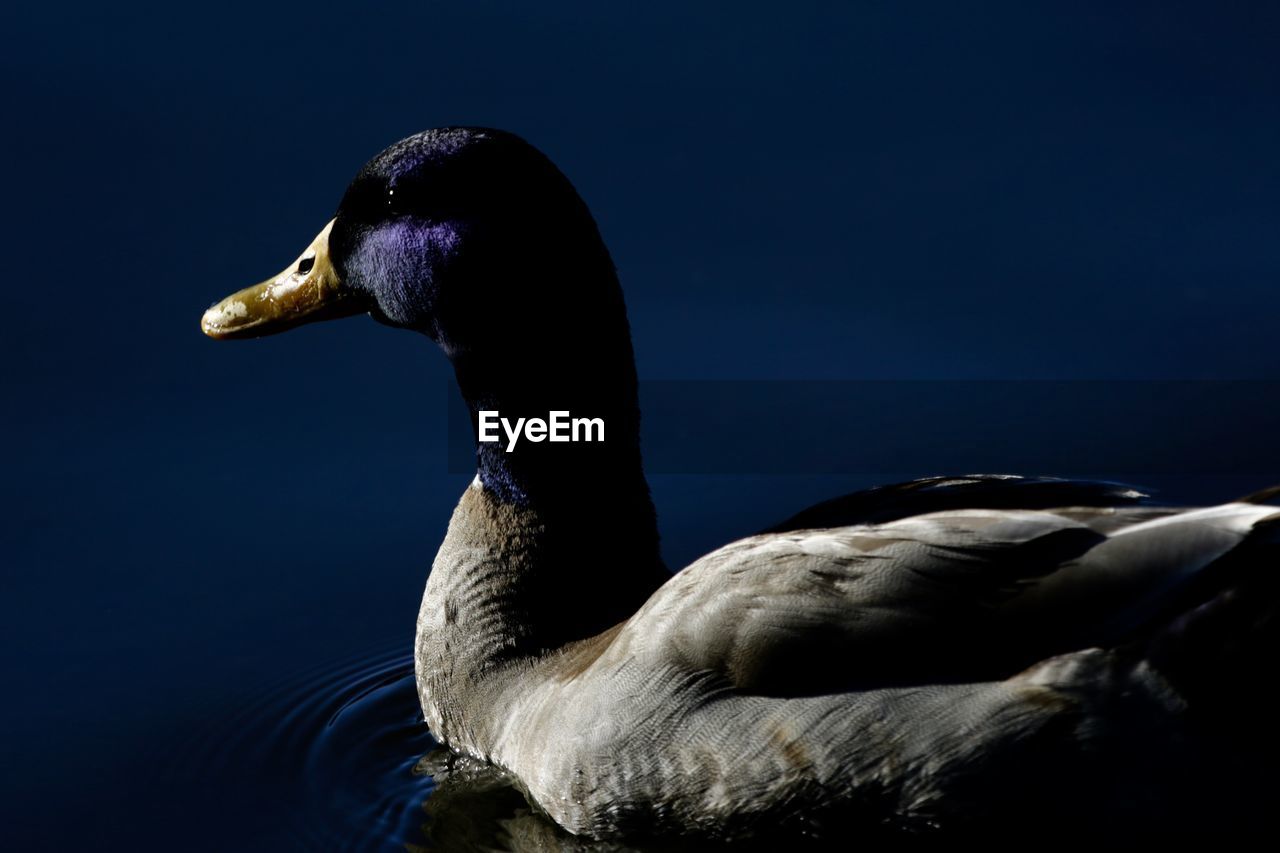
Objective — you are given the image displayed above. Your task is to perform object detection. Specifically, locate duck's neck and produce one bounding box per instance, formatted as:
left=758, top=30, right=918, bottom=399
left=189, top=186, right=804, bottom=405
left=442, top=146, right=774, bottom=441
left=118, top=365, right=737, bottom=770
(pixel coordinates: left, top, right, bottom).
left=452, top=342, right=649, bottom=508
left=416, top=313, right=668, bottom=758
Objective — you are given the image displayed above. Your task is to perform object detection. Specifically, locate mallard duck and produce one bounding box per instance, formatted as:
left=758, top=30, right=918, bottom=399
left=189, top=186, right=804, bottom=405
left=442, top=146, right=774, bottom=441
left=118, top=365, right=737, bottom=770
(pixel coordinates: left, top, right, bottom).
left=201, top=128, right=1278, bottom=840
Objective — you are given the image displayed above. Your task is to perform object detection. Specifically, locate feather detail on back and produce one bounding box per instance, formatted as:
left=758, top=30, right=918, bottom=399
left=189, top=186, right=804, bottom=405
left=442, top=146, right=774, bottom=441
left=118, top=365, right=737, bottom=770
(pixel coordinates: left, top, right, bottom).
left=640, top=501, right=1279, bottom=696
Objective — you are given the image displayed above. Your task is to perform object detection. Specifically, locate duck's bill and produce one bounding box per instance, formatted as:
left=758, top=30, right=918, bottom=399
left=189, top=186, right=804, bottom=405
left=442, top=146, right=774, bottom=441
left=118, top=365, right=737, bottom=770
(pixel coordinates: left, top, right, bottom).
left=200, top=219, right=367, bottom=340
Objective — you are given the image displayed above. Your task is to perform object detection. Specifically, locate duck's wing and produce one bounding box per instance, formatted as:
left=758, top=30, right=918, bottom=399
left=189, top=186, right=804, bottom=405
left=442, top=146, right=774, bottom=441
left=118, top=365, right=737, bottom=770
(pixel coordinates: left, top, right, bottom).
left=761, top=474, right=1150, bottom=532
left=638, top=503, right=1279, bottom=696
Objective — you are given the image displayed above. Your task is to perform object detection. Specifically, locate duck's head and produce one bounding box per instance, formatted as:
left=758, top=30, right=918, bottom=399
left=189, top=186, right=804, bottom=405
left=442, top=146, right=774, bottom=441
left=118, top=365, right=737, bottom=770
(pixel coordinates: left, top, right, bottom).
left=202, top=128, right=647, bottom=506
left=201, top=127, right=627, bottom=364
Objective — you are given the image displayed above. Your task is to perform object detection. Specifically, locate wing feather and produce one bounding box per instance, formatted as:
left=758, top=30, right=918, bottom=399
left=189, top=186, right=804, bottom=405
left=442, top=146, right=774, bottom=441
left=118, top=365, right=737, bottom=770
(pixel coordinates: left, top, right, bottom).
left=634, top=502, right=1279, bottom=696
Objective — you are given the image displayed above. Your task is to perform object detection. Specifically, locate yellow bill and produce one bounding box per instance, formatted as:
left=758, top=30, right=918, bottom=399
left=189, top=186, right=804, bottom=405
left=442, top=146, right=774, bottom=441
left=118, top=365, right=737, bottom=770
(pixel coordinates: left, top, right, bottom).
left=200, top=219, right=367, bottom=340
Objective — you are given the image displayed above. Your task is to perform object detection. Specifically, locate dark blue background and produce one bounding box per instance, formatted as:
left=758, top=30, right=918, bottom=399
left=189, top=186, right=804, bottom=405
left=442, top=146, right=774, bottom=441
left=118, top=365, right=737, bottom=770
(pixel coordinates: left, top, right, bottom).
left=5, top=1, right=1280, bottom=848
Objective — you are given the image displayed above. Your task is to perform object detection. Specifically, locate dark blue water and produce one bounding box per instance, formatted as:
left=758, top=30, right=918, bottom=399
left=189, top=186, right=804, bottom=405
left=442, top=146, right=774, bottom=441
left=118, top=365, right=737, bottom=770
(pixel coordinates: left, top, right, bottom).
left=184, top=645, right=433, bottom=850
left=5, top=1, right=1280, bottom=849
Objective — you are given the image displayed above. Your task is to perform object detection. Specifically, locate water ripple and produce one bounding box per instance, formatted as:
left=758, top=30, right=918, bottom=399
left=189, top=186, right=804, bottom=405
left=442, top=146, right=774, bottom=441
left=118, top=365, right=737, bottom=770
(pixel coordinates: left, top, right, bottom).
left=188, top=644, right=436, bottom=851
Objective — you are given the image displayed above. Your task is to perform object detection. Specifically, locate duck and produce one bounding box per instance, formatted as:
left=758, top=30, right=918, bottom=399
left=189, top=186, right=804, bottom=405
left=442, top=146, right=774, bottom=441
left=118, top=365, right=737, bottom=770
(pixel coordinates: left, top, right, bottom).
left=201, top=127, right=1279, bottom=841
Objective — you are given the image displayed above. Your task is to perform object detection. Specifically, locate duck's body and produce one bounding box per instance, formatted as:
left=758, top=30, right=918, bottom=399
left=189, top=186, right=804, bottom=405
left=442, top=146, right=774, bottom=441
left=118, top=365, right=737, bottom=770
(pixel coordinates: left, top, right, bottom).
left=419, top=476, right=1276, bottom=837
left=202, top=127, right=1278, bottom=840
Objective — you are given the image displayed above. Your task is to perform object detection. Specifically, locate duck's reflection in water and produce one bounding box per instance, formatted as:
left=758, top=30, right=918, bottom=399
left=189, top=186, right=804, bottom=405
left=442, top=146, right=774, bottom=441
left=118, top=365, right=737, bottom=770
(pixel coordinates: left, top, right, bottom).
left=411, top=749, right=875, bottom=852
left=411, top=748, right=645, bottom=853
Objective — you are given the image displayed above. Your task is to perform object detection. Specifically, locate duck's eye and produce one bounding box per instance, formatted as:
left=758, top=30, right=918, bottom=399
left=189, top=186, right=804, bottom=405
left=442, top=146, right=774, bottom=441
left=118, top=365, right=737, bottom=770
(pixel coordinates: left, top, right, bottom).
left=297, top=256, right=315, bottom=275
